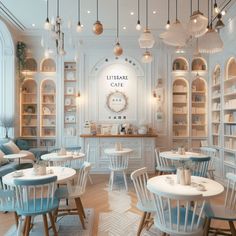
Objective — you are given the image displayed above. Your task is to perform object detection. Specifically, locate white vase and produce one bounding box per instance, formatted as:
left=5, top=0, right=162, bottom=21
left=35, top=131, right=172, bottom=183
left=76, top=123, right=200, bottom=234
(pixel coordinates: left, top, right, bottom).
left=177, top=168, right=185, bottom=185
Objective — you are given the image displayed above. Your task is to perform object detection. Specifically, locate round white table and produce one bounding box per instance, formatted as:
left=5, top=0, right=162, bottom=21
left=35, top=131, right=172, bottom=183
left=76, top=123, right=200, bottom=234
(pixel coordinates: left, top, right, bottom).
left=147, top=174, right=224, bottom=199
left=160, top=151, right=208, bottom=161
left=41, top=152, right=73, bottom=162
left=4, top=153, right=28, bottom=165
left=2, top=166, right=76, bottom=186
left=104, top=148, right=133, bottom=155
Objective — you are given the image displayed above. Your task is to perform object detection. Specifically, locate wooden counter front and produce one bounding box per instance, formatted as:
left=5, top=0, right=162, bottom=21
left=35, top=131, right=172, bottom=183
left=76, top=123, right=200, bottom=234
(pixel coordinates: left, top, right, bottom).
left=80, top=134, right=158, bottom=138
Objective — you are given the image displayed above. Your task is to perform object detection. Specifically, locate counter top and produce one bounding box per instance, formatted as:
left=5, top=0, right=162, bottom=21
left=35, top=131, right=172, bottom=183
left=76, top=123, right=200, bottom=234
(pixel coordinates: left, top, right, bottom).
left=80, top=134, right=158, bottom=138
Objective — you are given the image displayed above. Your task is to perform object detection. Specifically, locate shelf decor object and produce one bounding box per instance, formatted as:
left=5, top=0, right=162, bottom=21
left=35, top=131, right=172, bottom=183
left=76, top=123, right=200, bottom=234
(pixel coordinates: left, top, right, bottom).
left=106, top=91, right=128, bottom=113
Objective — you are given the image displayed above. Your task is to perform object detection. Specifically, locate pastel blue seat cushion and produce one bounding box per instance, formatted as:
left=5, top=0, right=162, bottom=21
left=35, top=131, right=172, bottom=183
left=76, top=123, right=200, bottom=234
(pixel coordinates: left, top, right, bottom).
left=16, top=198, right=59, bottom=216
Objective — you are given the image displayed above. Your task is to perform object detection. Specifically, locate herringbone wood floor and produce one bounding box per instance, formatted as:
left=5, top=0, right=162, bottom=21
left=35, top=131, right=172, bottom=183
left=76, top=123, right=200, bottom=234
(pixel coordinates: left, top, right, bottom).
left=0, top=174, right=232, bottom=235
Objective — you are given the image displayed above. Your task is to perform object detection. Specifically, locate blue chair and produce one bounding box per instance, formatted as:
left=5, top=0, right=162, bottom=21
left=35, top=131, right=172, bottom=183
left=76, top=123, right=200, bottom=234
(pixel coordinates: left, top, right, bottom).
left=0, top=188, right=18, bottom=227
left=190, top=156, right=211, bottom=177
left=14, top=176, right=59, bottom=236
left=155, top=148, right=176, bottom=175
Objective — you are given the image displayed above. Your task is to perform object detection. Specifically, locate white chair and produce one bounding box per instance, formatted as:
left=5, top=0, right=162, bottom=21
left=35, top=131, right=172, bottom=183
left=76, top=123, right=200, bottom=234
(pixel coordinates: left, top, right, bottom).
left=48, top=155, right=72, bottom=167
left=190, top=156, right=211, bottom=177
left=108, top=152, right=129, bottom=191
left=151, top=190, right=206, bottom=236
left=85, top=144, right=93, bottom=184
left=204, top=172, right=236, bottom=235
left=155, top=148, right=176, bottom=175
left=55, top=162, right=91, bottom=229
left=200, top=147, right=217, bottom=179
left=131, top=167, right=155, bottom=236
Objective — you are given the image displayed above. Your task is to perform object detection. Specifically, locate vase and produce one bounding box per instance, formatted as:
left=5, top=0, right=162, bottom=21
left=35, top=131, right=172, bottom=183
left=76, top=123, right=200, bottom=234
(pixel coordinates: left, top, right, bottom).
left=177, top=167, right=185, bottom=185
left=184, top=169, right=191, bottom=185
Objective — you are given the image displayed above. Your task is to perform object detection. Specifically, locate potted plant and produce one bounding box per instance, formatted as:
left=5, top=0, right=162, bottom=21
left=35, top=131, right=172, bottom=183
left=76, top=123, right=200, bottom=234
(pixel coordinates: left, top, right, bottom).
left=0, top=115, right=15, bottom=139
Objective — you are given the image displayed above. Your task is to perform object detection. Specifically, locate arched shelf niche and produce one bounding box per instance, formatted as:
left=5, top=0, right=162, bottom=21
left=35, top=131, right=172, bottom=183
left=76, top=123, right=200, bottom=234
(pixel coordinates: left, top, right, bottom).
left=226, top=57, right=236, bottom=80
left=40, top=58, right=56, bottom=72
left=191, top=57, right=207, bottom=71
left=172, top=77, right=189, bottom=139
left=191, top=77, right=207, bottom=138
left=172, top=57, right=188, bottom=71
left=20, top=79, right=38, bottom=137
left=22, top=58, right=37, bottom=73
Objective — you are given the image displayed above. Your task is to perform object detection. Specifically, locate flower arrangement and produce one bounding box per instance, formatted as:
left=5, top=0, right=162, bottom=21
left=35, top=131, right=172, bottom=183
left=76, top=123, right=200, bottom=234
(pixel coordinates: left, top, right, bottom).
left=16, top=41, right=26, bottom=82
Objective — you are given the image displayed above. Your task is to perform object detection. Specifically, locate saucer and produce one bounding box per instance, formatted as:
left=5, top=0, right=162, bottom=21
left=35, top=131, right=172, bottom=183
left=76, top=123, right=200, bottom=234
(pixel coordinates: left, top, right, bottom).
left=12, top=171, right=23, bottom=178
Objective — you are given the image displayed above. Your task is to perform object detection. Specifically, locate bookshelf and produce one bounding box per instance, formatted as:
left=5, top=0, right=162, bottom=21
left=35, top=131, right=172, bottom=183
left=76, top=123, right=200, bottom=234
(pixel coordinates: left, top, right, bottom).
left=64, top=62, right=78, bottom=139
left=211, top=65, right=221, bottom=148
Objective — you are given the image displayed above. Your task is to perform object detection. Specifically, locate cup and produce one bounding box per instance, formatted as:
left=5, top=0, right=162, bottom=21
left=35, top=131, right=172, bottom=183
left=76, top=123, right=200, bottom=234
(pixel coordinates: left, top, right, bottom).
left=177, top=167, right=185, bottom=185
left=184, top=169, right=191, bottom=185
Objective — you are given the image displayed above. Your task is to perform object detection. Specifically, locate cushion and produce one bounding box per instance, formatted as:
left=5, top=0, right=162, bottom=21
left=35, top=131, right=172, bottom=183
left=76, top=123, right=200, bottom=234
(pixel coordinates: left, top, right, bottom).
left=15, top=139, right=29, bottom=150
left=0, top=149, right=9, bottom=166
left=19, top=150, right=36, bottom=163
left=3, top=141, right=20, bottom=154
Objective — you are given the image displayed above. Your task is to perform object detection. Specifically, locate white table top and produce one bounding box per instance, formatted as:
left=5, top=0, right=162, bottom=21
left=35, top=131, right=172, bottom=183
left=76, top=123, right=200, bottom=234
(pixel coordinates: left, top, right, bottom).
left=3, top=153, right=28, bottom=160
left=104, top=148, right=133, bottom=155
left=160, top=151, right=208, bottom=161
left=2, top=167, right=76, bottom=186
left=147, top=175, right=224, bottom=199
left=41, top=152, right=85, bottom=161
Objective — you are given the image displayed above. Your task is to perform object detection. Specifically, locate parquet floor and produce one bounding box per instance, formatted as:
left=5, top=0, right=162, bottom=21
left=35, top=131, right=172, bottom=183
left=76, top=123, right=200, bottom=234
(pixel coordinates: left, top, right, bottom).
left=0, top=174, right=232, bottom=235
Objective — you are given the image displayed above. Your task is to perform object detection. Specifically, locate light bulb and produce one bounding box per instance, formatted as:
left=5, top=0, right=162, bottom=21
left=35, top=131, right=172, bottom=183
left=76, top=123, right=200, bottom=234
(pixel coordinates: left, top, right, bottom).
left=44, top=18, right=50, bottom=30
left=136, top=20, right=142, bottom=31
left=113, top=42, right=123, bottom=56
left=221, top=10, right=226, bottom=16
left=193, top=18, right=197, bottom=23
left=44, top=49, right=49, bottom=58
left=76, top=22, right=83, bottom=32
left=165, top=20, right=170, bottom=29
left=214, top=3, right=220, bottom=13
left=93, top=21, right=103, bottom=35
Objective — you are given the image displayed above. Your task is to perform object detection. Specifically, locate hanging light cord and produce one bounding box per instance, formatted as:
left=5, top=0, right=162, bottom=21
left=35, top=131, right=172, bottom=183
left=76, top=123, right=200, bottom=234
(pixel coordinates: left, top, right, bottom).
left=176, top=0, right=178, bottom=21
left=138, top=0, right=140, bottom=21
left=46, top=0, right=49, bottom=19
left=190, top=0, right=192, bottom=16
left=57, top=0, right=59, bottom=18
left=117, top=0, right=119, bottom=40
left=78, top=0, right=80, bottom=22
left=146, top=0, right=148, bottom=29
left=210, top=0, right=213, bottom=27
left=96, top=0, right=99, bottom=21
left=167, top=0, right=170, bottom=22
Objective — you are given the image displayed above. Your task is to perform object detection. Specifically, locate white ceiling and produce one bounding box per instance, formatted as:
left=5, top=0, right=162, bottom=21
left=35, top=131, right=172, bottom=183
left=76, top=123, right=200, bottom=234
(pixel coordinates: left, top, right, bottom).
left=0, top=0, right=235, bottom=37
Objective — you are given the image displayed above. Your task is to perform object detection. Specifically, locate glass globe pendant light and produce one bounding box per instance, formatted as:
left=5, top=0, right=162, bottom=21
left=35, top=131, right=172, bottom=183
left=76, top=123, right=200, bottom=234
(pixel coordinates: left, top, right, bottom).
left=138, top=0, right=155, bottom=49
left=141, top=50, right=153, bottom=63
left=165, top=0, right=170, bottom=29
left=93, top=0, right=103, bottom=35
left=76, top=0, right=83, bottom=32
left=188, top=0, right=208, bottom=38
left=44, top=0, right=51, bottom=30
left=113, top=0, right=123, bottom=56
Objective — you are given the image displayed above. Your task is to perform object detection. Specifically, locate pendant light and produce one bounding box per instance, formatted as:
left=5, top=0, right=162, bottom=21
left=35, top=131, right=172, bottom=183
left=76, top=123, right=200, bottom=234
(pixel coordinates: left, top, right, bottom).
left=198, top=0, right=223, bottom=53
left=44, top=0, right=51, bottom=30
left=113, top=0, right=123, bottom=56
left=138, top=0, right=155, bottom=49
left=141, top=50, right=153, bottom=63
left=136, top=0, right=141, bottom=30
left=160, top=0, right=188, bottom=47
left=93, top=0, right=103, bottom=35
left=214, top=0, right=220, bottom=13
left=166, top=0, right=170, bottom=29
left=215, top=13, right=225, bottom=29
left=76, top=0, right=83, bottom=32
left=188, top=0, right=208, bottom=38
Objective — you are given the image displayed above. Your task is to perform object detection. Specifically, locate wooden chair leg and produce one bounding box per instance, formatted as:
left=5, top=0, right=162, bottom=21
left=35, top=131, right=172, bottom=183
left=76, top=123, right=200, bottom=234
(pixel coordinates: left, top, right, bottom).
left=75, top=198, right=86, bottom=229
left=54, top=207, right=59, bottom=222
left=48, top=212, right=58, bottom=236
left=78, top=197, right=86, bottom=218
left=24, top=216, right=31, bottom=236
left=14, top=212, right=18, bottom=227
left=203, top=218, right=211, bottom=236
left=42, top=214, right=49, bottom=236
left=229, top=221, right=236, bottom=235
left=137, top=212, right=147, bottom=236
left=22, top=216, right=28, bottom=235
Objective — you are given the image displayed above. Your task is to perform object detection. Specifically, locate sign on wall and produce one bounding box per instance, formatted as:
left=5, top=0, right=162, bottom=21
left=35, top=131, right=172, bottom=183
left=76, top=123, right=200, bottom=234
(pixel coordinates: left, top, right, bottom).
left=98, top=63, right=137, bottom=121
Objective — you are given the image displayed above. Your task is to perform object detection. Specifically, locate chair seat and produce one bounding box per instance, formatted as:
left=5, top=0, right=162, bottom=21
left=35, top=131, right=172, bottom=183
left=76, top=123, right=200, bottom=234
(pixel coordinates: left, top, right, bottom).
left=156, top=166, right=176, bottom=173
left=205, top=203, right=236, bottom=221
left=154, top=207, right=204, bottom=235
left=55, top=186, right=83, bottom=199
left=136, top=200, right=156, bottom=213
left=16, top=198, right=59, bottom=216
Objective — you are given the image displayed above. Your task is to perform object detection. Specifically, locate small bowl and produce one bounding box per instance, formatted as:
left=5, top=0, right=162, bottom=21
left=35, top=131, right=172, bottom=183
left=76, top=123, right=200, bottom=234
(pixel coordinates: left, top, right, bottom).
left=13, top=171, right=23, bottom=178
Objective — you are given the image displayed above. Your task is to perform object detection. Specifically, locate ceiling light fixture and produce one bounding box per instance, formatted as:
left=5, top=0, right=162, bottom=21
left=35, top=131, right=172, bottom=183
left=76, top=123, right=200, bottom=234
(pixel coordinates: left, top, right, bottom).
left=113, top=0, right=123, bottom=56
left=136, top=0, right=142, bottom=30
left=138, top=0, right=155, bottom=49
left=214, top=0, right=220, bottom=13
left=161, top=0, right=188, bottom=47
left=93, top=0, right=103, bottom=35
left=215, top=13, right=225, bottom=29
left=44, top=0, right=50, bottom=30
left=198, top=0, right=223, bottom=53
left=141, top=50, right=153, bottom=63
left=188, top=0, right=208, bottom=37
left=221, top=10, right=226, bottom=16
left=166, top=0, right=170, bottom=29
left=130, top=11, right=134, bottom=16
left=76, top=0, right=83, bottom=32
